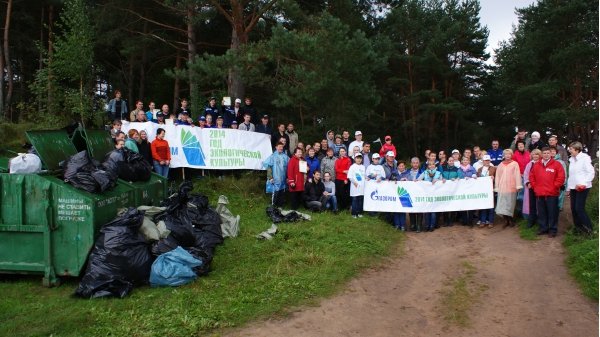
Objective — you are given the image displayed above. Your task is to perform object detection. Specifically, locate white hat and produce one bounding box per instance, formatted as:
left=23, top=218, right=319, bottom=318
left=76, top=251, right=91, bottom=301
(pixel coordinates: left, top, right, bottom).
left=372, top=153, right=381, bottom=159
left=531, top=131, right=540, bottom=140
left=452, top=149, right=460, bottom=154
left=386, top=151, right=395, bottom=157
left=355, top=130, right=362, bottom=136
left=482, top=154, right=491, bottom=161
left=235, top=98, right=242, bottom=103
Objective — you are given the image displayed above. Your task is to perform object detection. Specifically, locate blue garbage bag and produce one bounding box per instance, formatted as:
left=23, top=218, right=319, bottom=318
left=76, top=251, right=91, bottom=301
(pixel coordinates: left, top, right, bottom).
left=150, top=246, right=202, bottom=287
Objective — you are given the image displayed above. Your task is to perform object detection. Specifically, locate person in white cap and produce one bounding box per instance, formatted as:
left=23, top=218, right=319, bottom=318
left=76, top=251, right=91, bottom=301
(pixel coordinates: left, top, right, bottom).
left=382, top=150, right=397, bottom=179
left=477, top=154, right=496, bottom=228
left=528, top=131, right=545, bottom=151
left=366, top=153, right=385, bottom=182
left=348, top=131, right=364, bottom=154
left=451, top=149, right=461, bottom=167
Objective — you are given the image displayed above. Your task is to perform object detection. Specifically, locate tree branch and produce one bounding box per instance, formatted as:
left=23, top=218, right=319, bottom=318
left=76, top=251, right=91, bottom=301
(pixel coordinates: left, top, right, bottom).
left=208, top=0, right=234, bottom=25
left=245, top=0, right=278, bottom=33
left=105, top=4, right=187, bottom=34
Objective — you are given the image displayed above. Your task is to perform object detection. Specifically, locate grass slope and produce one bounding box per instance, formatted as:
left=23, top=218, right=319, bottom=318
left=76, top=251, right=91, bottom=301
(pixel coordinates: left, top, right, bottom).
left=563, top=179, right=598, bottom=300
left=0, top=172, right=403, bottom=337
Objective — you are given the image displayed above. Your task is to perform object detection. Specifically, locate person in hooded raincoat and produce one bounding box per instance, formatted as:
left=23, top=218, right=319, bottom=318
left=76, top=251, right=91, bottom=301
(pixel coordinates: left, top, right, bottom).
left=263, top=142, right=289, bottom=207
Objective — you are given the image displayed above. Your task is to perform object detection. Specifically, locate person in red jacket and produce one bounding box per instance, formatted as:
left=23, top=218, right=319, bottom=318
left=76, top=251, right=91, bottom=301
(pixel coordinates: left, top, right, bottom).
left=379, top=135, right=397, bottom=158
left=334, top=147, right=352, bottom=211
left=287, top=147, right=307, bottom=210
left=529, top=147, right=566, bottom=237
left=151, top=128, right=171, bottom=178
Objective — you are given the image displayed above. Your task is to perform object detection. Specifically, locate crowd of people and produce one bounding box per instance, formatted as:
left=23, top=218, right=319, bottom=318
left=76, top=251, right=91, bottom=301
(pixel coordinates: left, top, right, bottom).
left=263, top=127, right=596, bottom=238
left=105, top=92, right=595, bottom=238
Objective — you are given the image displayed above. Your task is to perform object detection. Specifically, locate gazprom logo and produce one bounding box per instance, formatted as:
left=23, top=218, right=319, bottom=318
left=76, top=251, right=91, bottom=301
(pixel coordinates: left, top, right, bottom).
left=180, top=129, right=206, bottom=166
left=370, top=189, right=397, bottom=202
left=397, top=187, right=414, bottom=207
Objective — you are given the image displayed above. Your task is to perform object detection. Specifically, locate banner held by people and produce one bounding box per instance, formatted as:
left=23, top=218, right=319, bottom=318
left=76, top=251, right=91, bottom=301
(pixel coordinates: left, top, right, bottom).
left=364, top=177, right=494, bottom=213
left=121, top=122, right=272, bottom=170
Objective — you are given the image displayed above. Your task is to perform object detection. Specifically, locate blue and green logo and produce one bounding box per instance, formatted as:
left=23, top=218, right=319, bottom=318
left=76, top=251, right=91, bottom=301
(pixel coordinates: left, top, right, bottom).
left=397, top=186, right=413, bottom=207
left=181, top=129, right=206, bottom=166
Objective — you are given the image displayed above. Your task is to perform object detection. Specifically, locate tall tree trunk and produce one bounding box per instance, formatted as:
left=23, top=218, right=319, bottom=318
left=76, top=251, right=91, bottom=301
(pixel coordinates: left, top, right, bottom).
left=187, top=6, right=198, bottom=115
left=4, top=0, right=13, bottom=120
left=173, top=50, right=181, bottom=112
left=138, top=17, right=148, bottom=101
left=127, top=53, right=134, bottom=112
left=47, top=5, right=54, bottom=115
left=407, top=54, right=417, bottom=155
left=227, top=26, right=245, bottom=100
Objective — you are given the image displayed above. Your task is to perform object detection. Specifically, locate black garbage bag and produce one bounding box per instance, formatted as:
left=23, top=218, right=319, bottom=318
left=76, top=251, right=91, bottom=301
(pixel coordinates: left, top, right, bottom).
left=186, top=247, right=211, bottom=276
left=192, top=223, right=224, bottom=261
left=91, top=169, right=117, bottom=193
left=119, top=150, right=152, bottom=182
left=151, top=235, right=180, bottom=256
left=75, top=208, right=153, bottom=299
left=69, top=172, right=98, bottom=193
left=266, top=206, right=305, bottom=223
left=63, top=151, right=93, bottom=181
left=102, top=149, right=124, bottom=176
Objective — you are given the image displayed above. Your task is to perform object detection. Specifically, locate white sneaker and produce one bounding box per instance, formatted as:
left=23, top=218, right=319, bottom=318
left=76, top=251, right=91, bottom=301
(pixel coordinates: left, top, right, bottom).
left=352, top=215, right=358, bottom=219
left=476, top=221, right=481, bottom=225
left=357, top=214, right=364, bottom=218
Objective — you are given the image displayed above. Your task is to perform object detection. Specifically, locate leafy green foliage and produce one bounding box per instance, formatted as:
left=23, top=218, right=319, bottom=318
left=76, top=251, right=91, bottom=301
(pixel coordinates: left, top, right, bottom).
left=0, top=173, right=402, bottom=337
left=493, top=0, right=598, bottom=142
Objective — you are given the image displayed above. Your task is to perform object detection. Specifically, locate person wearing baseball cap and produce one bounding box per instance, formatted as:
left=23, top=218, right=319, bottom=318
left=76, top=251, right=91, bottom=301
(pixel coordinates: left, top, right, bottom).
left=332, top=133, right=347, bottom=157
left=451, top=149, right=461, bottom=167
left=348, top=130, right=364, bottom=155
left=381, top=151, right=397, bottom=180
left=256, top=114, right=272, bottom=135
left=204, top=96, right=219, bottom=119
left=477, top=153, right=497, bottom=228
left=366, top=152, right=385, bottom=182
left=153, top=111, right=166, bottom=125
left=230, top=120, right=238, bottom=129
left=379, top=135, right=397, bottom=158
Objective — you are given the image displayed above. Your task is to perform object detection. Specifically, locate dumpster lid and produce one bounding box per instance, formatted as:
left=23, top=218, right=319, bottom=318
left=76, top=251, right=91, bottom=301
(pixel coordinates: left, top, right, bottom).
left=26, top=130, right=78, bottom=170
left=82, top=129, right=115, bottom=162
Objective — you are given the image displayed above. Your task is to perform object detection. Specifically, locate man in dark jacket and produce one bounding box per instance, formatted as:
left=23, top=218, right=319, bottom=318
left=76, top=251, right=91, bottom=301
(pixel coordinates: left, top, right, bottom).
left=204, top=97, right=219, bottom=119
left=240, top=97, right=258, bottom=125
left=304, top=170, right=325, bottom=211
left=272, top=123, right=290, bottom=152
left=256, top=114, right=273, bottom=135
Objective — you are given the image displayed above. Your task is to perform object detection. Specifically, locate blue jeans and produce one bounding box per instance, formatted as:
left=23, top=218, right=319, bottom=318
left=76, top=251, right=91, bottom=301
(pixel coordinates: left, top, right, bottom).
left=425, top=213, right=436, bottom=229
left=323, top=195, right=338, bottom=211
left=537, top=196, right=558, bottom=233
left=153, top=161, right=169, bottom=178
left=393, top=213, right=406, bottom=228
left=479, top=208, right=494, bottom=223
left=351, top=196, right=364, bottom=215
left=570, top=188, right=592, bottom=233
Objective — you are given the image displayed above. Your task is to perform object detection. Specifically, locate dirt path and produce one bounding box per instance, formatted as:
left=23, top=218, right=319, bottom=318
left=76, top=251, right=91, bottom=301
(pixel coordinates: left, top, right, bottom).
left=227, top=209, right=598, bottom=337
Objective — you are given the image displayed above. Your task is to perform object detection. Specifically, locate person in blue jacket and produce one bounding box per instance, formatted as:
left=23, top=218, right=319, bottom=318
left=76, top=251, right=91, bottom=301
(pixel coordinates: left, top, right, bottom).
left=305, top=147, right=320, bottom=181
left=488, top=139, right=504, bottom=166
left=263, top=142, right=289, bottom=207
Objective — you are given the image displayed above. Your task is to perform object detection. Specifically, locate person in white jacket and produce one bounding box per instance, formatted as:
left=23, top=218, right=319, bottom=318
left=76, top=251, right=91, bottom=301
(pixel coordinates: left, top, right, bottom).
left=348, top=154, right=366, bottom=218
left=567, top=142, right=595, bottom=235
left=365, top=153, right=386, bottom=182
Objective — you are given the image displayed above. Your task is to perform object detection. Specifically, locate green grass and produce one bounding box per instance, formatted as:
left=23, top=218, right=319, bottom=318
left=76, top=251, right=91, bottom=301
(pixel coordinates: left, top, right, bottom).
left=518, top=218, right=540, bottom=241
left=440, top=261, right=487, bottom=328
left=0, top=172, right=403, bottom=337
left=563, top=178, right=599, bottom=301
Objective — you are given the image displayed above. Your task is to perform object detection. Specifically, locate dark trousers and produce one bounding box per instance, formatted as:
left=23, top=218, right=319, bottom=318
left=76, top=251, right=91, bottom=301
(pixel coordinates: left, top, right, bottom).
left=410, top=213, right=423, bottom=231
left=537, top=196, right=558, bottom=234
left=570, top=188, right=593, bottom=233
left=527, top=187, right=537, bottom=226
left=289, top=191, right=303, bottom=210
left=443, top=212, right=455, bottom=226
left=335, top=179, right=350, bottom=210
left=393, top=213, right=406, bottom=228
left=351, top=196, right=364, bottom=215
left=272, top=189, right=286, bottom=207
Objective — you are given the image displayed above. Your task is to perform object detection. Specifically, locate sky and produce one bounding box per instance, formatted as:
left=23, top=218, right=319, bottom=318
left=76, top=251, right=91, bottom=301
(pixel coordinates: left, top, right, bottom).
left=478, top=0, right=537, bottom=61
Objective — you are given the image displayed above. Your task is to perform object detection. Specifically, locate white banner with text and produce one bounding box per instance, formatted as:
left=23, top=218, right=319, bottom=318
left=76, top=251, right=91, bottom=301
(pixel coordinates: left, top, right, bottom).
left=121, top=122, right=272, bottom=170
left=363, top=177, right=494, bottom=213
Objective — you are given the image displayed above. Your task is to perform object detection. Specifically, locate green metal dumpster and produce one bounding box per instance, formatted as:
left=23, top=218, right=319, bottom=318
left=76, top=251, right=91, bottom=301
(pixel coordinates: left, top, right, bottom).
left=71, top=126, right=167, bottom=206
left=0, top=129, right=166, bottom=286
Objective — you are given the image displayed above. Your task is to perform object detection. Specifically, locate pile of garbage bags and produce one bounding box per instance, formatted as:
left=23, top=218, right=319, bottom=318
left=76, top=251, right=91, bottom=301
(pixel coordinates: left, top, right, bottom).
left=62, top=147, right=153, bottom=193
left=75, top=181, right=224, bottom=298
left=103, top=148, right=152, bottom=182
left=62, top=151, right=118, bottom=193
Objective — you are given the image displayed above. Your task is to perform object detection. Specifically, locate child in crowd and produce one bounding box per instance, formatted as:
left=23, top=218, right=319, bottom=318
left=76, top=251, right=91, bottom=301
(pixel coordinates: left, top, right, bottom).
left=322, top=171, right=338, bottom=213
left=418, top=161, right=442, bottom=231
left=348, top=153, right=366, bottom=218
left=477, top=154, right=496, bottom=228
